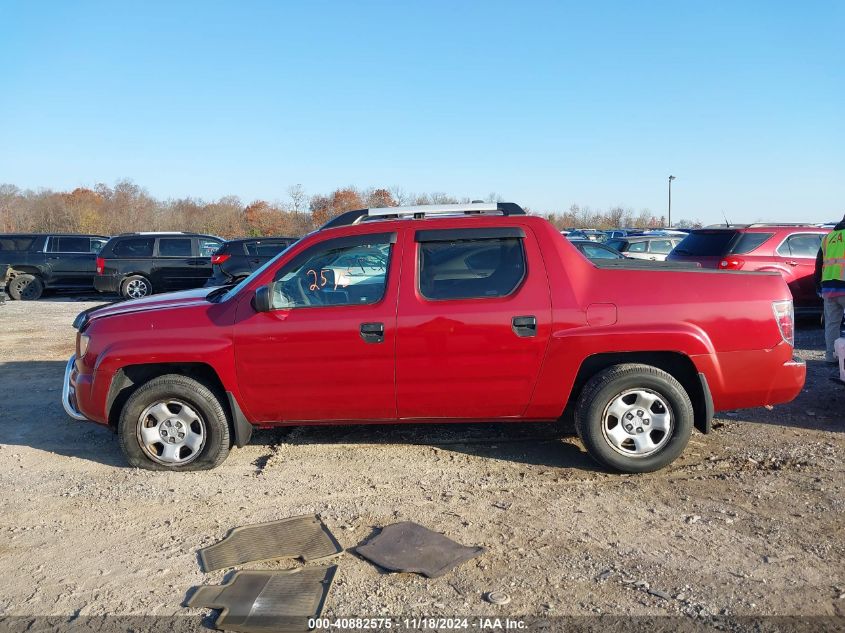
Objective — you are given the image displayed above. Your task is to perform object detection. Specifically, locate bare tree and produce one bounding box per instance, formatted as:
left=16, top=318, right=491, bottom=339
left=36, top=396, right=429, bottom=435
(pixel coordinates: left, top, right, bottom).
left=287, top=184, right=306, bottom=213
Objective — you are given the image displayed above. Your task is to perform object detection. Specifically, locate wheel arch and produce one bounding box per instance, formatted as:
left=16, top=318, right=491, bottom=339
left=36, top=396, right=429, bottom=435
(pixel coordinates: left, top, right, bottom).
left=106, top=362, right=253, bottom=447
left=120, top=274, right=153, bottom=290
left=562, top=351, right=713, bottom=434
left=8, top=266, right=43, bottom=278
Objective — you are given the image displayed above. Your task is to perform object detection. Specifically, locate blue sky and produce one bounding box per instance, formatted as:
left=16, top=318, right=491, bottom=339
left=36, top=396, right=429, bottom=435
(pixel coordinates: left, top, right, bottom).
left=1, top=0, right=842, bottom=224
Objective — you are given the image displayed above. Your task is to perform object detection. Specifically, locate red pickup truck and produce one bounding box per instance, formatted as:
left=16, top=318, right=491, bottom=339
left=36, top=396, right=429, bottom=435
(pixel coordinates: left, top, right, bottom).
left=63, top=203, right=805, bottom=473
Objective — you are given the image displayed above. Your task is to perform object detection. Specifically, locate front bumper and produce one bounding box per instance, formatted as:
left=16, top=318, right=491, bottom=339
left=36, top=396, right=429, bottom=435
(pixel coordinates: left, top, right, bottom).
left=62, top=355, right=88, bottom=421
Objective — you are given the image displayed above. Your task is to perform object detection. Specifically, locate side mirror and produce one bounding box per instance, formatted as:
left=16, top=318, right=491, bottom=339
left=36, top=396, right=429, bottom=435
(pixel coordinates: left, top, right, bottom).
left=253, top=285, right=272, bottom=313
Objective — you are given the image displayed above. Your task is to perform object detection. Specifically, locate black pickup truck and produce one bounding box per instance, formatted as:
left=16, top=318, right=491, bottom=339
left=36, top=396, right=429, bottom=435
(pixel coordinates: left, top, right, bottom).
left=0, top=233, right=109, bottom=300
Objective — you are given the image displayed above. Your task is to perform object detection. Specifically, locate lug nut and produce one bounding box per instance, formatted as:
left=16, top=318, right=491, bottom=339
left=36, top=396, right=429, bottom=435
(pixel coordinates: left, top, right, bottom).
left=625, top=424, right=633, bottom=431
left=636, top=410, right=644, bottom=417
left=644, top=419, right=650, bottom=426
left=636, top=427, right=643, bottom=433
left=625, top=413, right=634, bottom=420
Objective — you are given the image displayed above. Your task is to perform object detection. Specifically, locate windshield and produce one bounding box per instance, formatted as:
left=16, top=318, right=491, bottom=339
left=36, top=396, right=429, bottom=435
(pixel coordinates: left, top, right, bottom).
left=214, top=240, right=300, bottom=302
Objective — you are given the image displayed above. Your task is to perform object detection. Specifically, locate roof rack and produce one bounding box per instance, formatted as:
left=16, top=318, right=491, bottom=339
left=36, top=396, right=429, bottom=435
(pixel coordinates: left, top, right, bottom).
left=321, top=202, right=526, bottom=230
left=746, top=223, right=822, bottom=228
left=703, top=223, right=823, bottom=229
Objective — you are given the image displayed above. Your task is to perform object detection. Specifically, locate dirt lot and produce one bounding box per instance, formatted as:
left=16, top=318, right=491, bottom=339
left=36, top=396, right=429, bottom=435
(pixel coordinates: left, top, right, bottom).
left=0, top=297, right=843, bottom=628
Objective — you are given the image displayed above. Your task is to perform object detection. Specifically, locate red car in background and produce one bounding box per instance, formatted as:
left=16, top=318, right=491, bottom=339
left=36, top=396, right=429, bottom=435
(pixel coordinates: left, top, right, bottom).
left=668, top=225, right=830, bottom=316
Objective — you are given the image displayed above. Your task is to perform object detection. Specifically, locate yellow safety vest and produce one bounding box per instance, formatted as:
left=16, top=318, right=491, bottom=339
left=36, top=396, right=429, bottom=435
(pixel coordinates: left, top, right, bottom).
left=821, top=229, right=845, bottom=282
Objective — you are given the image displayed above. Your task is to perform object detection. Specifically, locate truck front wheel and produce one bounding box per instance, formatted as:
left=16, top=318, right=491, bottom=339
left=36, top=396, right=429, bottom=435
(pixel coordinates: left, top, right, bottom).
left=117, top=374, right=231, bottom=471
left=575, top=364, right=693, bottom=473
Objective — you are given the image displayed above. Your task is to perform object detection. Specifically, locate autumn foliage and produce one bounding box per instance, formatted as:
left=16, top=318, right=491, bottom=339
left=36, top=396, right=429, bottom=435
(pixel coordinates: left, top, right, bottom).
left=0, top=181, right=695, bottom=239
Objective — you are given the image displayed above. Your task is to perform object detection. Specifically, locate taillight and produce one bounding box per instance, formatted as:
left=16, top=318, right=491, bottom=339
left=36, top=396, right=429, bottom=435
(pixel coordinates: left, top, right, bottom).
left=719, top=257, right=745, bottom=270
left=95, top=257, right=104, bottom=275
left=211, top=253, right=230, bottom=265
left=772, top=300, right=794, bottom=347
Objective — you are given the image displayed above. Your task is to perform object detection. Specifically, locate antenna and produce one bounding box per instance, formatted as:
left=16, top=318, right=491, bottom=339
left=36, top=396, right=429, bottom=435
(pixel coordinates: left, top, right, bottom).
left=722, top=211, right=731, bottom=227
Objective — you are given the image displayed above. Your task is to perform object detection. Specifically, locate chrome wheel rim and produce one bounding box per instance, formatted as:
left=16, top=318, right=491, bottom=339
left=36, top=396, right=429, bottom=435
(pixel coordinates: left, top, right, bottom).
left=600, top=388, right=673, bottom=457
left=137, top=400, right=206, bottom=465
left=126, top=279, right=149, bottom=299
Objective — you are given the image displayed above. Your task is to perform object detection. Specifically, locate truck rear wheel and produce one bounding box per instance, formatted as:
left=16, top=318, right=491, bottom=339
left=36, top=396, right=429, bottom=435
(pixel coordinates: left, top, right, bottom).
left=575, top=363, right=693, bottom=473
left=122, top=275, right=152, bottom=299
left=117, top=374, right=231, bottom=471
left=8, top=274, right=44, bottom=300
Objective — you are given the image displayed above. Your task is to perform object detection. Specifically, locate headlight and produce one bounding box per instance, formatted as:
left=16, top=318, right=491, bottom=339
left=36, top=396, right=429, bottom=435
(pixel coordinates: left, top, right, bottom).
left=78, top=333, right=90, bottom=357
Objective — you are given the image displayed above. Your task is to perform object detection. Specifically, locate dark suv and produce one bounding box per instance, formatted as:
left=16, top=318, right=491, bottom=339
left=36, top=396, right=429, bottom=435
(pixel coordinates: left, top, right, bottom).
left=667, top=225, right=830, bottom=315
left=1, top=233, right=109, bottom=300
left=94, top=233, right=223, bottom=299
left=207, top=237, right=298, bottom=286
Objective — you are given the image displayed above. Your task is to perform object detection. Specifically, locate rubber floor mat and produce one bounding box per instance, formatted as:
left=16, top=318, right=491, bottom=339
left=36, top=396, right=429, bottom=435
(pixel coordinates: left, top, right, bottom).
left=187, top=566, right=337, bottom=633
left=199, top=515, right=342, bottom=572
left=355, top=521, right=484, bottom=578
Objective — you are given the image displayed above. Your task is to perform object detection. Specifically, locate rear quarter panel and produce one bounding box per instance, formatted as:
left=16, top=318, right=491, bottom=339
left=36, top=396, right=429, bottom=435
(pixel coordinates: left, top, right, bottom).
left=526, top=222, right=797, bottom=416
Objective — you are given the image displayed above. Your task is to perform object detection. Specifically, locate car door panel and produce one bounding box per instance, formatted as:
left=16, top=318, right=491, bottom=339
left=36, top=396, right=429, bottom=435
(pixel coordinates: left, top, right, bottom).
left=233, top=231, right=401, bottom=422
left=396, top=226, right=552, bottom=419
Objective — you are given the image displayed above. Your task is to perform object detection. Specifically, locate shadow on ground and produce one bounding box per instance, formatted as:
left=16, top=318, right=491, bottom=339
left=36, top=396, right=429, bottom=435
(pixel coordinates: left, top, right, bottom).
left=1, top=321, right=839, bottom=472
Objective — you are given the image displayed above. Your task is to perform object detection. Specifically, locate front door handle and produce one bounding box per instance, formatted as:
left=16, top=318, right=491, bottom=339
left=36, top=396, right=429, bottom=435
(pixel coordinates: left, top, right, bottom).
left=512, top=315, right=537, bottom=337
left=360, top=322, right=385, bottom=343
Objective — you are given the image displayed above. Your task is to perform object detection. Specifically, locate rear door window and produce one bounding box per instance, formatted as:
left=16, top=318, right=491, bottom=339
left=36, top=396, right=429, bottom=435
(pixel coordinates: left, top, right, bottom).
left=158, top=238, right=193, bottom=257
left=648, top=239, right=673, bottom=254
left=417, top=230, right=526, bottom=300
left=112, top=237, right=154, bottom=257
left=730, top=232, right=774, bottom=254
left=673, top=230, right=737, bottom=256
left=49, top=236, right=91, bottom=252
left=246, top=240, right=292, bottom=257
left=777, top=233, right=824, bottom=258
left=626, top=241, right=647, bottom=253
left=90, top=238, right=108, bottom=253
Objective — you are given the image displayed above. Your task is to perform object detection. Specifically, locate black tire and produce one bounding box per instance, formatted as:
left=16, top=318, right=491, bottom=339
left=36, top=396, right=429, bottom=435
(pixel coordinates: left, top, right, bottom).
left=121, top=275, right=152, bottom=300
left=575, top=363, right=693, bottom=473
left=8, top=274, right=44, bottom=300
left=118, top=374, right=231, bottom=471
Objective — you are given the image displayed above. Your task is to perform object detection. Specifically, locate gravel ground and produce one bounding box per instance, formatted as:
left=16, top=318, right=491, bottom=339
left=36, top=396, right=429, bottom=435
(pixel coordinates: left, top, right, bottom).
left=0, top=297, right=843, bottom=628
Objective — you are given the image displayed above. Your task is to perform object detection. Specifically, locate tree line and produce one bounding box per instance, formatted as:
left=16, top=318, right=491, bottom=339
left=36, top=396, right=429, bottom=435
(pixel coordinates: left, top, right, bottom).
left=0, top=180, right=700, bottom=238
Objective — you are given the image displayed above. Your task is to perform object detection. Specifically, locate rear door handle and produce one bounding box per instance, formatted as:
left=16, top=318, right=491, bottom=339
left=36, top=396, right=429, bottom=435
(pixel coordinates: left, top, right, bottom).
left=360, top=322, right=385, bottom=343
left=786, top=260, right=799, bottom=266
left=512, top=315, right=537, bottom=337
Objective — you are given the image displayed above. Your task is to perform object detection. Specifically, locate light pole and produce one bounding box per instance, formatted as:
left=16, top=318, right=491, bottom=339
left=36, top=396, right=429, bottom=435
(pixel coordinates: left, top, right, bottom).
left=668, top=175, right=676, bottom=228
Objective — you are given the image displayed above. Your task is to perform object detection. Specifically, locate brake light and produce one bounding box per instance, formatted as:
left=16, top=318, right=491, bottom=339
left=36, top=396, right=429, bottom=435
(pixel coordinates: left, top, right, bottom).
left=719, top=257, right=745, bottom=270
left=211, top=253, right=230, bottom=265
left=96, top=257, right=104, bottom=275
left=772, top=300, right=794, bottom=347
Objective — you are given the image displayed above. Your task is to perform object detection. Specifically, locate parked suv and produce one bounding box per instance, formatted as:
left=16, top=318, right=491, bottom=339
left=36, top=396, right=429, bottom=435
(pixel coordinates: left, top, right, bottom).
left=65, top=203, right=803, bottom=474
left=667, top=225, right=829, bottom=315
left=1, top=233, right=108, bottom=300
left=605, top=235, right=684, bottom=261
left=207, top=237, right=298, bottom=286
left=94, top=232, right=223, bottom=299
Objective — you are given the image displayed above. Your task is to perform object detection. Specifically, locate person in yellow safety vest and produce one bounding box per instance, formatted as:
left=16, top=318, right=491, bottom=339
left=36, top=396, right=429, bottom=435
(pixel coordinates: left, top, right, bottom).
left=814, top=214, right=845, bottom=364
